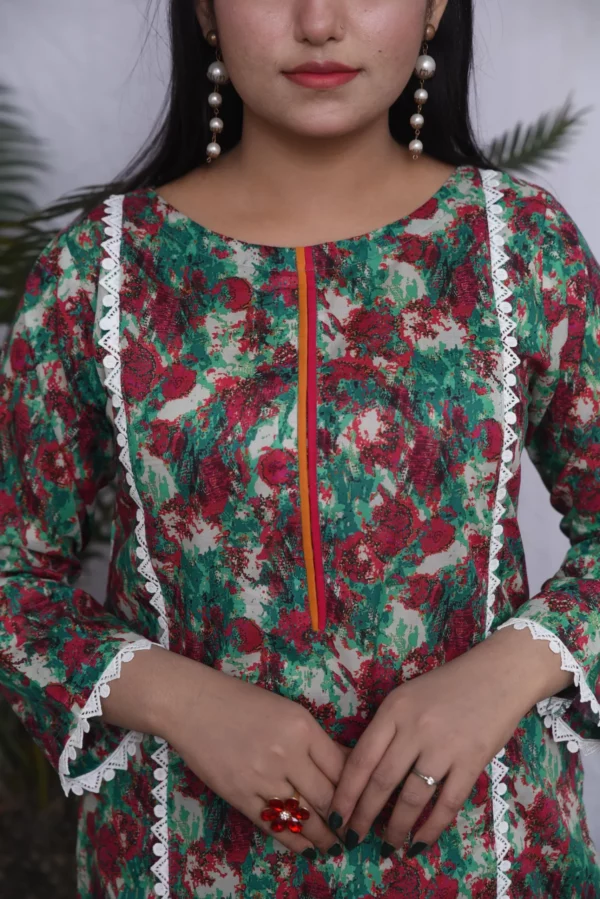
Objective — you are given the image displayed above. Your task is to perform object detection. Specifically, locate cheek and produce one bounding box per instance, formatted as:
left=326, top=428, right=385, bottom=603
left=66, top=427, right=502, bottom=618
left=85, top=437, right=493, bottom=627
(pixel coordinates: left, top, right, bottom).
left=216, top=3, right=288, bottom=100
left=217, top=0, right=286, bottom=65
left=356, top=5, right=425, bottom=92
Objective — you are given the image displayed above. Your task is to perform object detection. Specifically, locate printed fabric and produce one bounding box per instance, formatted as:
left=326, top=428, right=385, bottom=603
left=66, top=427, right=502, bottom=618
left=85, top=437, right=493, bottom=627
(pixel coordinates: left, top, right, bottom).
left=1, top=164, right=600, bottom=898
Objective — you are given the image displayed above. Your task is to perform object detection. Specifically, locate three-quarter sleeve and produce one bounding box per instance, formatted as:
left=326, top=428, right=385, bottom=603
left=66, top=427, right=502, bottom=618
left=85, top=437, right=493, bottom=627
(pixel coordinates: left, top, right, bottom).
left=496, top=191, right=600, bottom=754
left=0, top=219, right=158, bottom=796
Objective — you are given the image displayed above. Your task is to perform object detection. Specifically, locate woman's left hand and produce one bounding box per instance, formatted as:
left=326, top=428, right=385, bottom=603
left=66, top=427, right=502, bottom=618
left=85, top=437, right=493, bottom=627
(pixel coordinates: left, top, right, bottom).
left=325, top=625, right=564, bottom=858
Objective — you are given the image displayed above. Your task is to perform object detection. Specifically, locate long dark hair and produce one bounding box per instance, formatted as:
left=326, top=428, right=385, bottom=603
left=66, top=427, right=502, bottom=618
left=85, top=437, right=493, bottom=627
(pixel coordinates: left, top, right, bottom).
left=105, top=0, right=499, bottom=197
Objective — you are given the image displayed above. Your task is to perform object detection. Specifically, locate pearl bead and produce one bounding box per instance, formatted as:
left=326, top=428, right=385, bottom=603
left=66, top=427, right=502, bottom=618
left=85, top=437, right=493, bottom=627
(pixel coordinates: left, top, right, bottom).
left=414, top=88, right=429, bottom=105
left=209, top=117, right=223, bottom=133
left=207, top=142, right=221, bottom=159
left=425, top=24, right=436, bottom=41
left=206, top=30, right=218, bottom=47
left=410, top=113, right=424, bottom=130
left=409, top=139, right=423, bottom=155
left=208, top=92, right=222, bottom=108
left=207, top=60, right=229, bottom=85
left=414, top=54, right=436, bottom=80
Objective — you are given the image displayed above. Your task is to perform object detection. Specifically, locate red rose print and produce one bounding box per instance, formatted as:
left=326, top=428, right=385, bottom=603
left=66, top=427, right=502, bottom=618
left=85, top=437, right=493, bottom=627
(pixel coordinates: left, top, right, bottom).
left=450, top=260, right=480, bottom=319
left=445, top=605, right=475, bottom=659
left=476, top=419, right=503, bottom=461
left=199, top=451, right=233, bottom=518
left=162, top=363, right=196, bottom=400
left=269, top=608, right=312, bottom=653
left=10, top=336, right=33, bottom=372
left=379, top=857, right=429, bottom=897
left=258, top=448, right=294, bottom=486
left=222, top=277, right=252, bottom=310
left=230, top=617, right=264, bottom=653
left=371, top=490, right=419, bottom=553
left=397, top=234, right=425, bottom=263
left=337, top=532, right=386, bottom=583
left=61, top=634, right=98, bottom=677
left=404, top=574, right=444, bottom=611
left=45, top=683, right=72, bottom=707
left=471, top=769, right=490, bottom=807
left=96, top=824, right=121, bottom=882
left=525, top=793, right=561, bottom=847
left=121, top=341, right=160, bottom=400
left=35, top=441, right=75, bottom=487
left=421, top=517, right=455, bottom=555
left=348, top=308, right=396, bottom=354
left=113, top=811, right=144, bottom=862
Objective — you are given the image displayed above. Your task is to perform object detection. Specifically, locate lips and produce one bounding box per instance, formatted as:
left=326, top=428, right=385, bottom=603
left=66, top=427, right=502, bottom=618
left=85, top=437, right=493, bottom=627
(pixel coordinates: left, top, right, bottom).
left=282, top=62, right=360, bottom=89
left=285, top=61, right=358, bottom=74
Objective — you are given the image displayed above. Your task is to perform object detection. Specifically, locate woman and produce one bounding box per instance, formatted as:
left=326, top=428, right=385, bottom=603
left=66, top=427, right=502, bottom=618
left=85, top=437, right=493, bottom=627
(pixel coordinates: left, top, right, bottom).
left=1, top=0, right=599, bottom=896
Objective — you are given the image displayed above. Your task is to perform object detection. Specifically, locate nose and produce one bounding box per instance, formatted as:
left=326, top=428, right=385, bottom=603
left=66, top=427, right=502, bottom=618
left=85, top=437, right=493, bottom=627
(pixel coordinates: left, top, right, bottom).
left=294, top=0, right=346, bottom=45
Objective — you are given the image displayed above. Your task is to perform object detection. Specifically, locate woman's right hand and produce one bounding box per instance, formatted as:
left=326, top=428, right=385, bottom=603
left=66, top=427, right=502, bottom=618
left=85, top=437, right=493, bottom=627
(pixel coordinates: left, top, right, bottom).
left=161, top=660, right=350, bottom=858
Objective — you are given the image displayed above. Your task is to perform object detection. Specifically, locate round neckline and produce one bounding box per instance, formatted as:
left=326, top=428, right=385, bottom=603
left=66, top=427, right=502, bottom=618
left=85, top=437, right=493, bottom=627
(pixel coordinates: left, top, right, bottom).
left=146, top=163, right=472, bottom=253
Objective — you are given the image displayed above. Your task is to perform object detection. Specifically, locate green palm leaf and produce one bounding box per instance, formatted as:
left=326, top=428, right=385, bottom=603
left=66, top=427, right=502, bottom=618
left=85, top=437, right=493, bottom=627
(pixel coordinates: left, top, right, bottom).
left=485, top=92, right=592, bottom=176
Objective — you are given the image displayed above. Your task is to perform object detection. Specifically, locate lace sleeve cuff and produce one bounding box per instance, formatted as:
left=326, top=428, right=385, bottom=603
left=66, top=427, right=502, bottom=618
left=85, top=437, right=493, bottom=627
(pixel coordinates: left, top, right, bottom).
left=496, top=617, right=600, bottom=755
left=58, top=638, right=158, bottom=796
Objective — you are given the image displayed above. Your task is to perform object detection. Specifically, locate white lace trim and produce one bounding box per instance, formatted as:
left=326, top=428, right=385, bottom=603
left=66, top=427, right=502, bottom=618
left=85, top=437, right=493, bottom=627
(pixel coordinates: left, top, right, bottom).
left=496, top=617, right=600, bottom=756
left=58, top=638, right=154, bottom=796
left=98, top=194, right=171, bottom=898
left=482, top=168, right=519, bottom=899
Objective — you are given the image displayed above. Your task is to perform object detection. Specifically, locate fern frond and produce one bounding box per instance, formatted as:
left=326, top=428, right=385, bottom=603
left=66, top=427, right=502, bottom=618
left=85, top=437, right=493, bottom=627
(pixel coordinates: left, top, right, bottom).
left=485, top=93, right=592, bottom=176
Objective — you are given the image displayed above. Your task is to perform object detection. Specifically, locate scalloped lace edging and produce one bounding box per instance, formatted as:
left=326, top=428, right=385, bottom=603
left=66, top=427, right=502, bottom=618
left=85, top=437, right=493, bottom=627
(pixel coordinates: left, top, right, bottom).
left=98, top=193, right=171, bottom=898
left=58, top=638, right=154, bottom=796
left=496, top=617, right=600, bottom=757
left=481, top=167, right=518, bottom=899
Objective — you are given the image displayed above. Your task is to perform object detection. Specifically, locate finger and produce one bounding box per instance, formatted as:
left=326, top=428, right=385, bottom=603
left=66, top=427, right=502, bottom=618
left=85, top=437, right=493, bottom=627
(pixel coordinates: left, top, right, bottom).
left=342, top=737, right=420, bottom=847
left=309, top=727, right=351, bottom=786
left=292, top=757, right=337, bottom=824
left=381, top=757, right=449, bottom=856
left=326, top=715, right=396, bottom=834
left=402, top=764, right=477, bottom=857
left=288, top=786, right=346, bottom=857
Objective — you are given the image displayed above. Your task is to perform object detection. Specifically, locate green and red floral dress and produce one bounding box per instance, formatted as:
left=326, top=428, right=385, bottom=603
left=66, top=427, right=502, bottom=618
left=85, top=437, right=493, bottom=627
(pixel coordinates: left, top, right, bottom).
left=1, top=163, right=600, bottom=898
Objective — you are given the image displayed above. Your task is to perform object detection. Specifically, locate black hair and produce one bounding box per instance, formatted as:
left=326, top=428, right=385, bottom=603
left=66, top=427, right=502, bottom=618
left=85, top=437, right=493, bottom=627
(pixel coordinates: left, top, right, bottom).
left=104, top=0, right=499, bottom=197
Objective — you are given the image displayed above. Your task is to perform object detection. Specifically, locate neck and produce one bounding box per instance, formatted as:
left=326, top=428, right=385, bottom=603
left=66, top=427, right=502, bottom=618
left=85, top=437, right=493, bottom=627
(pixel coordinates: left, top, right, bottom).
left=221, top=108, right=415, bottom=216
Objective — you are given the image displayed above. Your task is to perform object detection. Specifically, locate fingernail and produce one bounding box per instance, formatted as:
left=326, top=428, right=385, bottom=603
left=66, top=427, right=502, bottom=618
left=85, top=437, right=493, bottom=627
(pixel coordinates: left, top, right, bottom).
left=380, top=841, right=396, bottom=859
left=345, top=829, right=359, bottom=850
left=406, top=840, right=429, bottom=858
left=328, top=811, right=343, bottom=830
left=302, top=847, right=317, bottom=861
left=327, top=842, right=343, bottom=857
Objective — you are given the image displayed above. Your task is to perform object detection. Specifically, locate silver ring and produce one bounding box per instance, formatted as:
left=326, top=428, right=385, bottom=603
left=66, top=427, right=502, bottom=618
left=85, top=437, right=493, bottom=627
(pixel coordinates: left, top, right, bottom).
left=409, top=766, right=443, bottom=787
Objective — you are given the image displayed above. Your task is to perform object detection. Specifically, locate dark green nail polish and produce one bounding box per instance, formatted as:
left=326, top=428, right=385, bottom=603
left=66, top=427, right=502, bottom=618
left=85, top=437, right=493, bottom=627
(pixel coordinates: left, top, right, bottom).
left=407, top=840, right=429, bottom=858
left=327, top=842, right=343, bottom=857
left=380, top=841, right=396, bottom=859
left=302, top=847, right=317, bottom=861
left=345, top=829, right=360, bottom=850
left=328, top=811, right=343, bottom=830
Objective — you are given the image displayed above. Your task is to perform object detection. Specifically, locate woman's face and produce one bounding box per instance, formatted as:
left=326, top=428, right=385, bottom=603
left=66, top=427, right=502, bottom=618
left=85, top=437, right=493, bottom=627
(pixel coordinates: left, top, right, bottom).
left=197, top=0, right=448, bottom=140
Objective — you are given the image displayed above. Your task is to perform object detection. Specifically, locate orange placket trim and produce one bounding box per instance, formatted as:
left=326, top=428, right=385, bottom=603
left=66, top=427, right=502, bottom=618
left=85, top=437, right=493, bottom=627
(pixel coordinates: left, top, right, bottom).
left=296, top=247, right=321, bottom=631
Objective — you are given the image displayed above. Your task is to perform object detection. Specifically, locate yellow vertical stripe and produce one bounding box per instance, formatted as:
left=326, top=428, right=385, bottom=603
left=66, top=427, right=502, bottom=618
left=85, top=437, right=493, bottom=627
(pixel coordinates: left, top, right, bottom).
left=296, top=247, right=320, bottom=631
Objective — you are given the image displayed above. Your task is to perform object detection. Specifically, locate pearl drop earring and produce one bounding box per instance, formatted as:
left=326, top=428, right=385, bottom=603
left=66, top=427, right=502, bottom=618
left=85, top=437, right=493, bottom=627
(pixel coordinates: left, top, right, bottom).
left=410, top=23, right=437, bottom=160
left=205, top=29, right=229, bottom=163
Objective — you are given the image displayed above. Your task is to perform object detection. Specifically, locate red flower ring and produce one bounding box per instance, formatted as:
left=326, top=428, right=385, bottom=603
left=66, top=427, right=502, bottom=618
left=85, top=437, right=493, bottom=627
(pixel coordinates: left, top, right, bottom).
left=260, top=796, right=311, bottom=833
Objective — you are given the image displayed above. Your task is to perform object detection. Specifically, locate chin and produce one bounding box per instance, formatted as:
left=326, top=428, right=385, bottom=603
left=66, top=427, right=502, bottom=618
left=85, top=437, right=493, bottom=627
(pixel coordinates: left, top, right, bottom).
left=281, top=115, right=368, bottom=141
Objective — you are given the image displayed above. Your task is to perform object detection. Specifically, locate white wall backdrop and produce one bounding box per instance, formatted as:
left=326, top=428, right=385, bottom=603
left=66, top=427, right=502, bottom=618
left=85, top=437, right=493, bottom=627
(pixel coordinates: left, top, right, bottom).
left=2, top=0, right=599, bottom=851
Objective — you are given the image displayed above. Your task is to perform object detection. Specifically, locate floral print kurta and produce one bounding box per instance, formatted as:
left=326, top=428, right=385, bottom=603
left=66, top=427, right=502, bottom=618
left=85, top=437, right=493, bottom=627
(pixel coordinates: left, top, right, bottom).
left=1, top=163, right=600, bottom=898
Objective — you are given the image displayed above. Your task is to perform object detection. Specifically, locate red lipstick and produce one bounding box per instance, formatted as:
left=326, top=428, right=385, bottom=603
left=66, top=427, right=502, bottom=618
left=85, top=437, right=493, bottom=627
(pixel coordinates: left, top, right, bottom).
left=283, top=60, right=360, bottom=89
